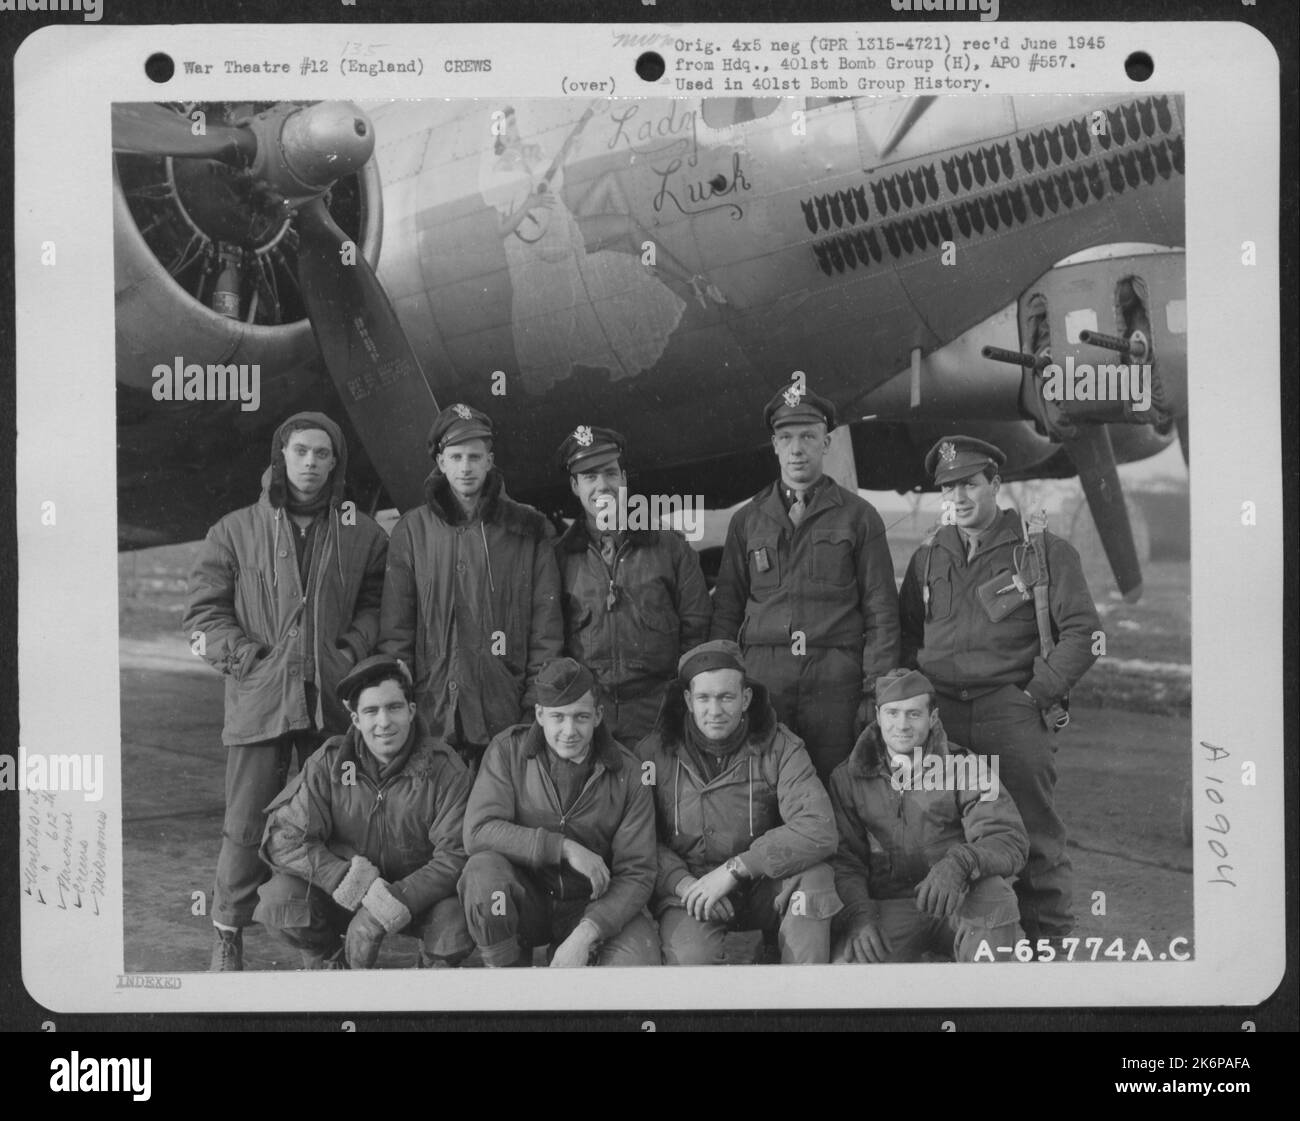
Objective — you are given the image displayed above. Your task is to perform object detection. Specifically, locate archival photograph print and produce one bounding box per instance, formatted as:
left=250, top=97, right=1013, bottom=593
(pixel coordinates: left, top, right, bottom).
left=111, top=92, right=1191, bottom=982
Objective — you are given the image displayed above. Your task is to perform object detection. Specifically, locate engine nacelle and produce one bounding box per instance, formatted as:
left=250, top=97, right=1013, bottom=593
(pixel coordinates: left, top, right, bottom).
left=113, top=141, right=384, bottom=395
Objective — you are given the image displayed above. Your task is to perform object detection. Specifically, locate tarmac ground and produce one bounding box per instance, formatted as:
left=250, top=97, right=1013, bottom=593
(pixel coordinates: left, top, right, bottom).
left=118, top=544, right=1193, bottom=975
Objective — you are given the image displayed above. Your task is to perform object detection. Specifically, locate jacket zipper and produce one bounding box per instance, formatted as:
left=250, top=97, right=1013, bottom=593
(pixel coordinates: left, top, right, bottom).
left=539, top=758, right=604, bottom=902
left=310, top=517, right=331, bottom=729
left=361, top=767, right=408, bottom=875
left=595, top=537, right=629, bottom=699
left=360, top=773, right=385, bottom=871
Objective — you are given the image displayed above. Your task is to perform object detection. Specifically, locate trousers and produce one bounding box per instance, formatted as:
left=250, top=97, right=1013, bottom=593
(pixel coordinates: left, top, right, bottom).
left=214, top=730, right=321, bottom=928
left=253, top=870, right=473, bottom=965
left=832, top=875, right=1023, bottom=962
left=657, top=861, right=842, bottom=965
left=936, top=684, right=1073, bottom=938
left=743, top=645, right=862, bottom=782
left=458, top=851, right=661, bottom=967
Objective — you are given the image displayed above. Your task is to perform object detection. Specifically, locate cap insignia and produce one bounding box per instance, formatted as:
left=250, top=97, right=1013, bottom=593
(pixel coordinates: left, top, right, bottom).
left=453, top=404, right=473, bottom=420
left=939, top=440, right=958, bottom=465
left=574, top=425, right=594, bottom=447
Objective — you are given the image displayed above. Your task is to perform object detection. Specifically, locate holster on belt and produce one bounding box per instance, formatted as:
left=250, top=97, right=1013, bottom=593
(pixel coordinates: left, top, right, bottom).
left=1025, top=510, right=1070, bottom=732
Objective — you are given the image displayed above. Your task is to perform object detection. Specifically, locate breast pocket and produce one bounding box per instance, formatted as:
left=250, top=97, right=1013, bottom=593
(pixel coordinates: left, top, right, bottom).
left=631, top=579, right=677, bottom=634
left=927, top=573, right=953, bottom=620
left=747, top=535, right=781, bottom=593
left=976, top=569, right=1036, bottom=624
left=810, top=530, right=856, bottom=587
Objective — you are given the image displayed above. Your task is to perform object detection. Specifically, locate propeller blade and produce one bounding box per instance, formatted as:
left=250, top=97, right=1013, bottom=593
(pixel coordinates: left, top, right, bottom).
left=112, top=103, right=257, bottom=164
left=1061, top=425, right=1143, bottom=602
left=295, top=197, right=438, bottom=512
left=878, top=96, right=936, bottom=159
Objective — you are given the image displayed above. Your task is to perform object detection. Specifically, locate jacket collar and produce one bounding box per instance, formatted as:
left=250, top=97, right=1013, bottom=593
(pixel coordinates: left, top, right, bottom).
left=756, top=474, right=841, bottom=526
left=558, top=517, right=657, bottom=554
left=330, top=716, right=459, bottom=783
left=932, top=506, right=1024, bottom=559
left=521, top=719, right=625, bottom=773
left=649, top=677, right=780, bottom=759
left=258, top=466, right=339, bottom=518
left=422, top=466, right=548, bottom=538
left=845, top=717, right=952, bottom=777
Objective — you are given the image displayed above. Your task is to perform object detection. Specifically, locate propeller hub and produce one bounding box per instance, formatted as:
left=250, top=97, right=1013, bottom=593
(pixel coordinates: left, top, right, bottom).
left=279, top=101, right=376, bottom=191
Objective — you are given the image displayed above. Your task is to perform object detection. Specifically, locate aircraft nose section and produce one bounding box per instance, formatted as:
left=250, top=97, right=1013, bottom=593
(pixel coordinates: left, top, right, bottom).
left=281, top=101, right=376, bottom=189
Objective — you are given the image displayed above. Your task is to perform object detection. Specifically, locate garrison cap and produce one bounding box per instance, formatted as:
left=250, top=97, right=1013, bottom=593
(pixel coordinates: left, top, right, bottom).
left=556, top=425, right=627, bottom=475
left=924, top=435, right=1007, bottom=486
left=763, top=382, right=837, bottom=433
left=678, top=639, right=747, bottom=687
left=535, top=658, right=598, bottom=707
left=427, top=403, right=494, bottom=458
left=337, top=654, right=414, bottom=708
left=874, top=668, right=936, bottom=706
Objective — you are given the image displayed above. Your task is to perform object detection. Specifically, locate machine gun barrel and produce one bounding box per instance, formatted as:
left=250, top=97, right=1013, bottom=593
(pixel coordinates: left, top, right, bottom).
left=981, top=345, right=1048, bottom=370
left=1077, top=329, right=1132, bottom=354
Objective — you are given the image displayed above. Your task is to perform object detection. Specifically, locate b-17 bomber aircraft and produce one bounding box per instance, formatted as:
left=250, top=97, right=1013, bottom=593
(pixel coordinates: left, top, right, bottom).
left=113, top=92, right=1187, bottom=599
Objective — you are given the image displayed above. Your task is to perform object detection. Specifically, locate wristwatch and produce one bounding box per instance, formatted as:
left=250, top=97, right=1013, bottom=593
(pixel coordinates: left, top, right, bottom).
left=723, top=857, right=749, bottom=881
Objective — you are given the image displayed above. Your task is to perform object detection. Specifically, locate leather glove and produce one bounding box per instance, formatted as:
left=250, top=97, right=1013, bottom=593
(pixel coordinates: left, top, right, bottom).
left=344, top=905, right=387, bottom=970
left=361, top=878, right=413, bottom=934
left=331, top=855, right=380, bottom=912
left=915, top=852, right=972, bottom=919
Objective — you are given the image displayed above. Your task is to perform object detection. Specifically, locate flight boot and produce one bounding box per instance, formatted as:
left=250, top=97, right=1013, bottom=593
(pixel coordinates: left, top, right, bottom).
left=210, top=925, right=244, bottom=972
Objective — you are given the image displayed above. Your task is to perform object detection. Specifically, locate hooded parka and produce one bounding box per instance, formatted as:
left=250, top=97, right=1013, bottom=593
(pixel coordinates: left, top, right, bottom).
left=184, top=412, right=388, bottom=745
left=635, top=682, right=839, bottom=903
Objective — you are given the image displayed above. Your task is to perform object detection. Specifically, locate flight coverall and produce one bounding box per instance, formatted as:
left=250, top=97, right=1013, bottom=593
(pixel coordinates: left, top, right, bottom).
left=828, top=719, right=1028, bottom=962
left=554, top=522, right=711, bottom=746
left=899, top=507, right=1100, bottom=939
left=636, top=682, right=842, bottom=964
left=710, top=478, right=900, bottom=782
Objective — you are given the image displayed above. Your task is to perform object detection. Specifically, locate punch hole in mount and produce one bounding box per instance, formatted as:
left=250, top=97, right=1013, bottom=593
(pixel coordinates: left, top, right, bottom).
left=635, top=52, right=666, bottom=82
left=145, top=52, right=175, bottom=83
left=1124, top=51, right=1154, bottom=82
